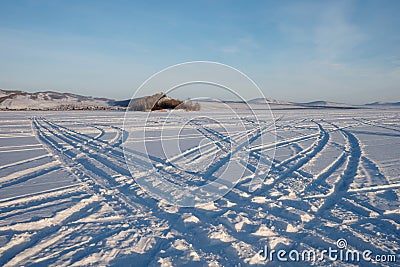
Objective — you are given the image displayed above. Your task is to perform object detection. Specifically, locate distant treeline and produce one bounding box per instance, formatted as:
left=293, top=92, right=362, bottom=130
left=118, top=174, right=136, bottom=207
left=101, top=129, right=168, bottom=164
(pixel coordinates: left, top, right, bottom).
left=128, top=93, right=200, bottom=111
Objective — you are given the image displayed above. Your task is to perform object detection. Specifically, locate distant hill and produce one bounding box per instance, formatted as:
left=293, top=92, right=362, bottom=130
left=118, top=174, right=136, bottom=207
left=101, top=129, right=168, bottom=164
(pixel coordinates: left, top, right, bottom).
left=364, top=101, right=400, bottom=107
left=247, top=98, right=361, bottom=109
left=248, top=98, right=294, bottom=105
left=0, top=89, right=200, bottom=111
left=296, top=100, right=358, bottom=108
left=0, top=89, right=117, bottom=110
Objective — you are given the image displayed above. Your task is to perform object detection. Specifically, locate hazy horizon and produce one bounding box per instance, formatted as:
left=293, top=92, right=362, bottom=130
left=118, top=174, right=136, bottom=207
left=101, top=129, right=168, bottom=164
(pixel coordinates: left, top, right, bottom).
left=1, top=1, right=399, bottom=104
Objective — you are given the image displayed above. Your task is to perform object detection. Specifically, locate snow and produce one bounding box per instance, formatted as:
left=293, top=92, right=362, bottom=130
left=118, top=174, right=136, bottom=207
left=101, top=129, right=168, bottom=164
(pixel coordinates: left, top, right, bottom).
left=0, top=90, right=113, bottom=110
left=0, top=108, right=399, bottom=266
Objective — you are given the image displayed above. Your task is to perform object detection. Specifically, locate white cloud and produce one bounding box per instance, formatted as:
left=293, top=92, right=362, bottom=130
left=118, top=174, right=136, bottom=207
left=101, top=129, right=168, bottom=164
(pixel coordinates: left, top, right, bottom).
left=313, top=2, right=367, bottom=62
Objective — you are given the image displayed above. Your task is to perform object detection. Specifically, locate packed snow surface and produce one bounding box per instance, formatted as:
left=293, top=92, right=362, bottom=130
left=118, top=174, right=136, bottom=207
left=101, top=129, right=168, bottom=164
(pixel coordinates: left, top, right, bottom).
left=0, top=109, right=399, bottom=266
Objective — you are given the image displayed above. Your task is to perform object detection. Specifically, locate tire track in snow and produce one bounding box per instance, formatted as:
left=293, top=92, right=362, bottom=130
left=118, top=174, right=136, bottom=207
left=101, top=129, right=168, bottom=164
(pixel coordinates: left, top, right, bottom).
left=315, top=125, right=361, bottom=215
left=32, top=118, right=150, bottom=215
left=0, top=153, right=52, bottom=171
left=36, top=117, right=271, bottom=265
left=259, top=121, right=329, bottom=191
left=2, top=122, right=169, bottom=264
left=31, top=118, right=206, bottom=264
left=0, top=161, right=61, bottom=189
left=0, top=195, right=101, bottom=266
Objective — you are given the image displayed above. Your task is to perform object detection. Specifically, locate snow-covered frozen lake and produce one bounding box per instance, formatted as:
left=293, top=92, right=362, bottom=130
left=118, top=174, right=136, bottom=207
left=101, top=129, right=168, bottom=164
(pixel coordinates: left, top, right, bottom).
left=0, top=109, right=399, bottom=266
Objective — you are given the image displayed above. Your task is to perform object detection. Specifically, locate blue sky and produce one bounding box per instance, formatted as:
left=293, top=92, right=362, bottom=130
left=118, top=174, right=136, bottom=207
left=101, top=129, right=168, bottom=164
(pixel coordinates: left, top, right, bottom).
left=0, top=0, right=399, bottom=103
